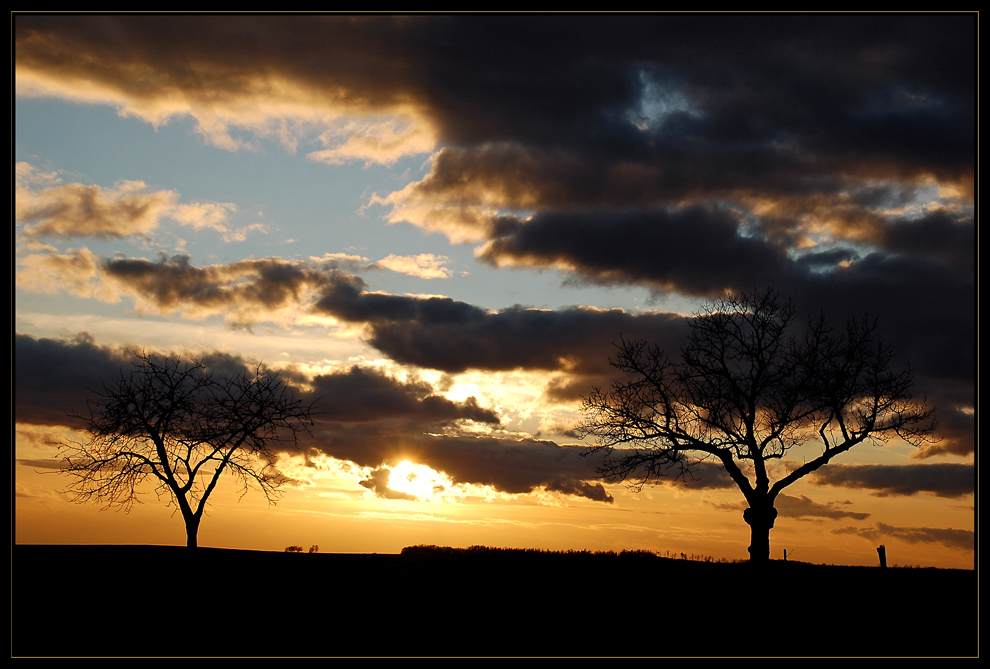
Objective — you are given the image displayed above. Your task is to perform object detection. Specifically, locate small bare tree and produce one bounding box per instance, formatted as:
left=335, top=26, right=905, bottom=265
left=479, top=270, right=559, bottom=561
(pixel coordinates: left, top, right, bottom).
left=58, top=353, right=316, bottom=548
left=580, top=289, right=936, bottom=564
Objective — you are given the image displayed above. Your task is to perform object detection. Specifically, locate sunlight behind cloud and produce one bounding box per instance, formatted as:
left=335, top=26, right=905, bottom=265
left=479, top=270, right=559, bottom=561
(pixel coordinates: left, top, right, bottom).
left=387, top=461, right=452, bottom=502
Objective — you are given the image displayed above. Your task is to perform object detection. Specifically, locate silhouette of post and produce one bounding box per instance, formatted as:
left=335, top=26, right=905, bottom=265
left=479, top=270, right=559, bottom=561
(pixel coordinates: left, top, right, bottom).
left=876, top=544, right=887, bottom=568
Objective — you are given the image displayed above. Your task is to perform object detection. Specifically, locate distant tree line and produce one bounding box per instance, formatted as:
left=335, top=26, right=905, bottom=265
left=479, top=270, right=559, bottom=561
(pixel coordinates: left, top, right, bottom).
left=399, top=544, right=713, bottom=561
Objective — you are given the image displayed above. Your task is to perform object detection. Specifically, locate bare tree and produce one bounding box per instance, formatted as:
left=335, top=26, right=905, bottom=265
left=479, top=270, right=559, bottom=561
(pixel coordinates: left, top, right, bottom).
left=579, top=289, right=936, bottom=564
left=58, top=353, right=316, bottom=548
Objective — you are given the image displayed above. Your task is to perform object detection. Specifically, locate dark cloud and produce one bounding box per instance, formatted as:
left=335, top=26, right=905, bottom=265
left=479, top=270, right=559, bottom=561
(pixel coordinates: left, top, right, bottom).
left=14, top=332, right=132, bottom=427
left=477, top=206, right=789, bottom=295
left=315, top=274, right=689, bottom=376
left=308, top=426, right=610, bottom=503
left=478, top=211, right=974, bottom=386
left=13, top=333, right=292, bottom=430
left=14, top=331, right=499, bottom=440
left=17, top=17, right=973, bottom=413
left=14, top=16, right=974, bottom=160
left=15, top=334, right=612, bottom=503
left=793, top=253, right=974, bottom=369
left=403, top=435, right=608, bottom=501
left=15, top=16, right=973, bottom=501
left=811, top=463, right=974, bottom=499
left=775, top=494, right=871, bottom=522
left=101, top=254, right=335, bottom=316
left=594, top=458, right=737, bottom=491
left=870, top=211, right=974, bottom=273
left=911, top=387, right=975, bottom=459
left=710, top=493, right=872, bottom=522
left=832, top=523, right=974, bottom=552
left=545, top=479, right=613, bottom=504
left=16, top=15, right=973, bottom=193
left=306, top=366, right=499, bottom=425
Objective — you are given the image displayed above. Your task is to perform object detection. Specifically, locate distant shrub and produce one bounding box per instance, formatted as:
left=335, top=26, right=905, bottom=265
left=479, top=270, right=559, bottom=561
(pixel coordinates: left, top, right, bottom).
left=284, top=545, right=303, bottom=553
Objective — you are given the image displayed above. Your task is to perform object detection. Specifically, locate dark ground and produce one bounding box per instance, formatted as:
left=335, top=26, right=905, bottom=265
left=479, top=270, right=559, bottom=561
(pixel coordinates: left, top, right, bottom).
left=11, top=544, right=978, bottom=657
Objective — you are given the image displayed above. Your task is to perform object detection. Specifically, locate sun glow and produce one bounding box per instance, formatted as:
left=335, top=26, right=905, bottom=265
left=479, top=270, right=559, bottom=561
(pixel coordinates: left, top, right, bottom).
left=387, top=460, right=453, bottom=502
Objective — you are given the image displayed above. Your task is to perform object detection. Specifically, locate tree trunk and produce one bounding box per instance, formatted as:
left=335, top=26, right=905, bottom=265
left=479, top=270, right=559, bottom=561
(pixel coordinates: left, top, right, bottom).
left=743, top=505, right=778, bottom=564
left=184, top=515, right=201, bottom=549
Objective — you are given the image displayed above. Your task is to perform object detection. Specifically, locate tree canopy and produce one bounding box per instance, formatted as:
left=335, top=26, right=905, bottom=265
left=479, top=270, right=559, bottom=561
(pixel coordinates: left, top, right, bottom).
left=580, top=289, right=936, bottom=563
left=58, top=353, right=316, bottom=548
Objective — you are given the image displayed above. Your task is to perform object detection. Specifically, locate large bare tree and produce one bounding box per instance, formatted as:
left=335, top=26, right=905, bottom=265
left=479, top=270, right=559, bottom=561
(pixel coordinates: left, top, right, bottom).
left=58, top=353, right=316, bottom=548
left=580, top=289, right=936, bottom=564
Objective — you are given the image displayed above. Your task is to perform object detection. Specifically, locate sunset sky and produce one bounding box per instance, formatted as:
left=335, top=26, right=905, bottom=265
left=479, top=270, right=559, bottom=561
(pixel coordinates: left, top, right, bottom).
left=14, top=14, right=975, bottom=568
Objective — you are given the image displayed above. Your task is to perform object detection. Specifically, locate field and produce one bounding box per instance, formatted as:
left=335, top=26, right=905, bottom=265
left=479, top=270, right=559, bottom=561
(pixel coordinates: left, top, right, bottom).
left=12, top=544, right=977, bottom=657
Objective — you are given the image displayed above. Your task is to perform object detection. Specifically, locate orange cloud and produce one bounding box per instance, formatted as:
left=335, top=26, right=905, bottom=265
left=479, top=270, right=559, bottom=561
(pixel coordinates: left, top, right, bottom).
left=16, top=163, right=252, bottom=242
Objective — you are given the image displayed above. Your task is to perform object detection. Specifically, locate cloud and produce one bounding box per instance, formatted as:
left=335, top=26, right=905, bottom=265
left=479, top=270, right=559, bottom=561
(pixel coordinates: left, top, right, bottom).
left=15, top=18, right=973, bottom=407
left=15, top=16, right=439, bottom=161
left=304, top=366, right=499, bottom=426
left=14, top=332, right=133, bottom=427
left=15, top=163, right=244, bottom=241
left=20, top=247, right=969, bottom=459
left=168, top=202, right=249, bottom=242
left=476, top=206, right=789, bottom=295
left=18, top=250, right=690, bottom=382
left=295, top=369, right=610, bottom=501
left=17, top=16, right=973, bottom=179
left=100, top=254, right=327, bottom=318
left=810, top=463, right=973, bottom=498
left=545, top=479, right=613, bottom=503
left=16, top=425, right=73, bottom=451
left=13, top=331, right=500, bottom=433
left=590, top=458, right=737, bottom=491
left=710, top=493, right=871, bottom=522
left=16, top=171, right=177, bottom=239
left=16, top=248, right=111, bottom=300
left=18, top=253, right=343, bottom=327
left=307, top=118, right=436, bottom=166
left=832, top=523, right=974, bottom=552
left=912, top=396, right=975, bottom=459
left=373, top=253, right=452, bottom=279
left=14, top=334, right=612, bottom=503
left=358, top=467, right=418, bottom=501
left=16, top=458, right=65, bottom=470
left=314, top=274, right=689, bottom=375
left=775, top=494, right=871, bottom=521
left=14, top=16, right=973, bottom=501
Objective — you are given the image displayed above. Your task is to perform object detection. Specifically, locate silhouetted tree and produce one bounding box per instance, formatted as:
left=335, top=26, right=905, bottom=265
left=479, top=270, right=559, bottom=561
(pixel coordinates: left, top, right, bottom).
left=58, top=353, right=316, bottom=548
left=580, top=289, right=936, bottom=564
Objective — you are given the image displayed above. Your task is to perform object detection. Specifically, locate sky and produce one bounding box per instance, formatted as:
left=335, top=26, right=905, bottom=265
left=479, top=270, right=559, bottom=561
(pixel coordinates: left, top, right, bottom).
left=14, top=14, right=975, bottom=568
